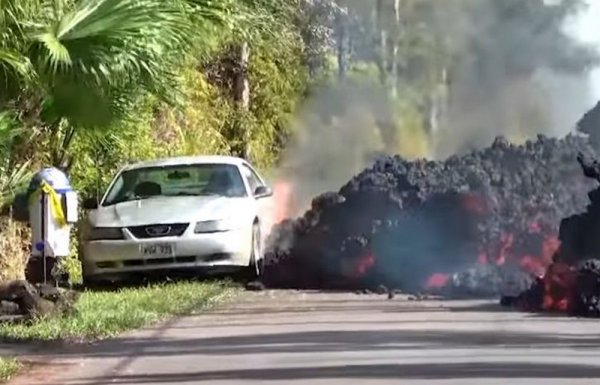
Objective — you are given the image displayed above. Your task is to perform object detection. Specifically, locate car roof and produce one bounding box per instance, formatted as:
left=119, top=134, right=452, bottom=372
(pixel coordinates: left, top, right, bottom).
left=122, top=156, right=249, bottom=171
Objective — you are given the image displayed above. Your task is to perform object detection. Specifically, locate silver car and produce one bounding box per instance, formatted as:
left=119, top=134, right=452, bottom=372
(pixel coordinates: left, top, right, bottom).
left=79, top=156, right=274, bottom=285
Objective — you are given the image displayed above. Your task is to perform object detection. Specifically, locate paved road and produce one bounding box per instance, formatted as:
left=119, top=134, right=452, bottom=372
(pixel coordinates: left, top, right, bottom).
left=8, top=290, right=600, bottom=385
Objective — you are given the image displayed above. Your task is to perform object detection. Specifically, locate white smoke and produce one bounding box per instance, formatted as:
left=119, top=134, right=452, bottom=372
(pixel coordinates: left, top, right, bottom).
left=568, top=0, right=600, bottom=102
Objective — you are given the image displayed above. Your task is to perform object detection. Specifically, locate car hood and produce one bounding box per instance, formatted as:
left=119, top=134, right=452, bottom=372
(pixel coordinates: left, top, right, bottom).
left=88, top=196, right=247, bottom=227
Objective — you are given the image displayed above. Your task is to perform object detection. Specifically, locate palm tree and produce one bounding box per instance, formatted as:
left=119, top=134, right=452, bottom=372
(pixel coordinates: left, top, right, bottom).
left=0, top=0, right=230, bottom=168
left=0, top=0, right=37, bottom=103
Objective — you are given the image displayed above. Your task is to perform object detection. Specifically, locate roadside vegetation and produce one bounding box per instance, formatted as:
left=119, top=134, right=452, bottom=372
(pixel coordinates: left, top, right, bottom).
left=0, top=0, right=594, bottom=333
left=0, top=280, right=235, bottom=342
left=0, top=357, right=21, bottom=382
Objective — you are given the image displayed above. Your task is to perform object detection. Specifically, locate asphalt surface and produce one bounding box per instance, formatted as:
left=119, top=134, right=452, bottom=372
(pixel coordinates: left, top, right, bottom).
left=7, top=290, right=600, bottom=385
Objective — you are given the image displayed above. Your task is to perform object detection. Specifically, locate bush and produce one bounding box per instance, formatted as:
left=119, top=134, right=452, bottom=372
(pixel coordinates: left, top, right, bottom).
left=0, top=357, right=21, bottom=381
left=0, top=217, right=29, bottom=282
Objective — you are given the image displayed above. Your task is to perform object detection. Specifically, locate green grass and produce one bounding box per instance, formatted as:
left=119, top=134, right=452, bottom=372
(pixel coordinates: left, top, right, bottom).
left=0, top=280, right=236, bottom=342
left=0, top=357, right=21, bottom=382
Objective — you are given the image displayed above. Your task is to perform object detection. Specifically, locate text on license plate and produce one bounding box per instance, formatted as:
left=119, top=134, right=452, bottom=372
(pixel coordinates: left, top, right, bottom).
left=141, top=243, right=174, bottom=258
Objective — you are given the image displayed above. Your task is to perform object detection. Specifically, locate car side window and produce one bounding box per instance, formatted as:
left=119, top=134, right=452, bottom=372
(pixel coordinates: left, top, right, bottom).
left=241, top=165, right=263, bottom=195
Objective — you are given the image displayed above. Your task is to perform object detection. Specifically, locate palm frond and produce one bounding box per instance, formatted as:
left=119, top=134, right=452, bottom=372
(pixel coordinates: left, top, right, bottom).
left=33, top=32, right=72, bottom=69
left=183, top=0, right=234, bottom=23
left=26, top=0, right=198, bottom=129
left=32, top=0, right=192, bottom=79
left=0, top=111, right=22, bottom=152
left=0, top=112, right=30, bottom=207
left=0, top=49, right=35, bottom=83
left=57, top=0, right=182, bottom=41
left=0, top=0, right=39, bottom=96
left=0, top=160, right=32, bottom=208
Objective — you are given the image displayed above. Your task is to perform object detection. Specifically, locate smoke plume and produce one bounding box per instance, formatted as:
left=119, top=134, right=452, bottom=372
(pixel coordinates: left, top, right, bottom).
left=427, top=0, right=597, bottom=156
left=272, top=0, right=598, bottom=219
left=273, top=80, right=430, bottom=217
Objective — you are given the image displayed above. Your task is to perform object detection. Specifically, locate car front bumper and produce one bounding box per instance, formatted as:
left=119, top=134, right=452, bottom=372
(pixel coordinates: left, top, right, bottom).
left=81, top=228, right=251, bottom=277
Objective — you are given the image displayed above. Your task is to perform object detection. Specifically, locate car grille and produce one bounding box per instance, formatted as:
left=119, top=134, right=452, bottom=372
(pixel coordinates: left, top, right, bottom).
left=128, top=223, right=189, bottom=239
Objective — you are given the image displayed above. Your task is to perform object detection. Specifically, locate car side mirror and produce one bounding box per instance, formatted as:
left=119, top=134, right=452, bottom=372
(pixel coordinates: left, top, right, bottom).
left=82, top=197, right=99, bottom=210
left=254, top=186, right=273, bottom=198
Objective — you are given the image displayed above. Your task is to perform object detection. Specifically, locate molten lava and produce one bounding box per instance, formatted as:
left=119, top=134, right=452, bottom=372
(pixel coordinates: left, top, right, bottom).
left=353, top=254, right=376, bottom=278
left=541, top=262, right=577, bottom=312
left=262, top=134, right=597, bottom=305
left=519, top=256, right=546, bottom=277
left=528, top=221, right=541, bottom=233
left=496, top=232, right=513, bottom=266
left=426, top=273, right=450, bottom=289
left=271, top=180, right=294, bottom=224
left=478, top=253, right=488, bottom=265
left=422, top=218, right=561, bottom=296
left=519, top=235, right=560, bottom=276
left=461, top=192, right=488, bottom=215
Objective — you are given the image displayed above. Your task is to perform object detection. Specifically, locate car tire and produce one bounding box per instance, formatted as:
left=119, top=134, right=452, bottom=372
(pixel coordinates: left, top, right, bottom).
left=81, top=263, right=103, bottom=290
left=247, top=223, right=263, bottom=278
left=82, top=274, right=101, bottom=290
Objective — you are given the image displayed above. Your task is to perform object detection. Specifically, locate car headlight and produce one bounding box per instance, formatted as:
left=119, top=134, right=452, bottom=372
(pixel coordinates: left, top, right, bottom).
left=194, top=218, right=240, bottom=233
left=86, top=227, right=124, bottom=241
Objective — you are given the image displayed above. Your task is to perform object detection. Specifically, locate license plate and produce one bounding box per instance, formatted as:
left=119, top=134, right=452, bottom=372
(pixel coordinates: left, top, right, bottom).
left=141, top=243, right=174, bottom=258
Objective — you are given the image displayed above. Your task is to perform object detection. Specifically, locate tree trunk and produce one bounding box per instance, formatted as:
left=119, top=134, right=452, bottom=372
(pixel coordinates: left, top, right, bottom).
left=233, top=42, right=250, bottom=110
left=335, top=1, right=347, bottom=81
left=50, top=124, right=76, bottom=171
left=390, top=0, right=401, bottom=99
left=232, top=42, right=251, bottom=159
left=424, top=67, right=450, bottom=136
left=376, top=0, right=387, bottom=86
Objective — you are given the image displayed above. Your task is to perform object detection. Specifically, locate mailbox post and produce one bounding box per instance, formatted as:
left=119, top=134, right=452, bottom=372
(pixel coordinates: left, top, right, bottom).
left=25, top=168, right=78, bottom=285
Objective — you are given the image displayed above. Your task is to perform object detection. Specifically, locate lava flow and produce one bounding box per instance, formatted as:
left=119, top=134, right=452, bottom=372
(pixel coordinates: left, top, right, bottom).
left=425, top=273, right=450, bottom=290
left=263, top=133, right=595, bottom=295
left=424, top=214, right=561, bottom=298
left=258, top=102, right=600, bottom=318
left=504, top=151, right=600, bottom=317
left=353, top=254, right=376, bottom=278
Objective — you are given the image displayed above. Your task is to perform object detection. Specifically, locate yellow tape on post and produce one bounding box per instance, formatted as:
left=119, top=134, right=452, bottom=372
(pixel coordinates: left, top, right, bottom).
left=29, top=180, right=67, bottom=228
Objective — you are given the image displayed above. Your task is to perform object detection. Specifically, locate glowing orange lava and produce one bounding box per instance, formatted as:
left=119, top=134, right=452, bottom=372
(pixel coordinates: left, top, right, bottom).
left=461, top=193, right=488, bottom=215
left=519, top=235, right=560, bottom=276
left=519, top=255, right=546, bottom=276
left=541, top=262, right=577, bottom=312
left=528, top=221, right=541, bottom=233
left=478, top=253, right=488, bottom=265
left=354, top=254, right=376, bottom=277
left=271, top=180, right=294, bottom=224
left=424, top=218, right=561, bottom=292
left=496, top=232, right=513, bottom=266
left=426, top=273, right=450, bottom=289
left=541, top=237, right=560, bottom=262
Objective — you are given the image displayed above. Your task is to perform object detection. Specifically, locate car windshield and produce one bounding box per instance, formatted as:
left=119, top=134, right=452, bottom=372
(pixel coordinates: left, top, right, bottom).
left=102, top=163, right=247, bottom=206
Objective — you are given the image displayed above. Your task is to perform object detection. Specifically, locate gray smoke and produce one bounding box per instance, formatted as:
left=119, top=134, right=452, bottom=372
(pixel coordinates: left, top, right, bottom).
left=274, top=81, right=392, bottom=217
left=431, top=0, right=598, bottom=157
left=273, top=0, right=599, bottom=217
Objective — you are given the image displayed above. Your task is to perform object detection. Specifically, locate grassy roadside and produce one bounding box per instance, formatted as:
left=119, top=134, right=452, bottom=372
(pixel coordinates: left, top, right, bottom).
left=0, top=357, right=21, bottom=382
left=0, top=280, right=237, bottom=342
